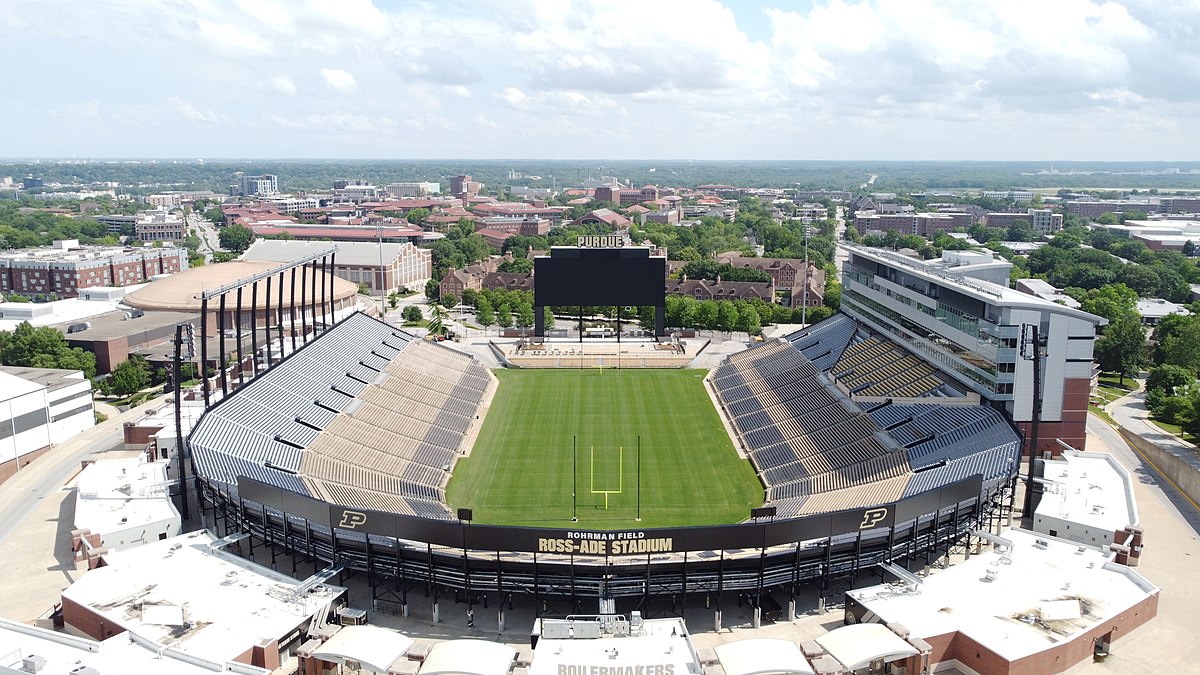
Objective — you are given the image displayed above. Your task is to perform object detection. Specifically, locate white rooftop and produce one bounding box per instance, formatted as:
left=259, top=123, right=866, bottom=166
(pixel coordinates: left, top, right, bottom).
left=1120, top=219, right=1200, bottom=234
left=423, top=639, right=517, bottom=675
left=0, top=283, right=149, bottom=332
left=73, top=457, right=180, bottom=547
left=61, top=530, right=344, bottom=665
left=1136, top=298, right=1191, bottom=320
left=842, top=243, right=1105, bottom=323
left=0, top=618, right=268, bottom=675
left=1036, top=451, right=1139, bottom=533
left=0, top=369, right=45, bottom=399
left=529, top=617, right=695, bottom=675
left=310, top=625, right=414, bottom=673
left=847, top=529, right=1158, bottom=662
left=714, top=637, right=814, bottom=675
left=816, top=623, right=918, bottom=671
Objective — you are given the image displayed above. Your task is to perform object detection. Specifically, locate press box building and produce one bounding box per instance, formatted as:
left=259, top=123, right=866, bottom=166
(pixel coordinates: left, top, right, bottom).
left=840, top=245, right=1105, bottom=454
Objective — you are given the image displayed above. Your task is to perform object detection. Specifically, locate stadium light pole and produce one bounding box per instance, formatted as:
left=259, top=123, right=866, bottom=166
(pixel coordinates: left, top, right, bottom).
left=173, top=323, right=190, bottom=521
left=1020, top=323, right=1044, bottom=522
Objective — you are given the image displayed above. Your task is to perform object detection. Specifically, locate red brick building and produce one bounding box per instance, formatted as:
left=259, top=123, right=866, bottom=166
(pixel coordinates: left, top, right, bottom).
left=0, top=241, right=187, bottom=299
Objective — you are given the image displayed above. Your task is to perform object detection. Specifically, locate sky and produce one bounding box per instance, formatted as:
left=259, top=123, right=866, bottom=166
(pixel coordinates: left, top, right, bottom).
left=3, top=0, right=1199, bottom=161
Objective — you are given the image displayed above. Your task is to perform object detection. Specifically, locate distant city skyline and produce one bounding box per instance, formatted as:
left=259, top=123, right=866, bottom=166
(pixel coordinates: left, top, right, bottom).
left=4, top=0, right=1198, bottom=161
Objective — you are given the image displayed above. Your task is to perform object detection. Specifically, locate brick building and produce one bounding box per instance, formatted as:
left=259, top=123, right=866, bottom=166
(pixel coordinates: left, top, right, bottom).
left=714, top=253, right=826, bottom=306
left=135, top=209, right=187, bottom=241
left=476, top=216, right=551, bottom=237
left=1159, top=196, right=1200, bottom=213
left=0, top=240, right=187, bottom=300
left=594, top=185, right=660, bottom=206
left=665, top=277, right=775, bottom=302
left=242, top=239, right=431, bottom=295
left=449, top=174, right=482, bottom=198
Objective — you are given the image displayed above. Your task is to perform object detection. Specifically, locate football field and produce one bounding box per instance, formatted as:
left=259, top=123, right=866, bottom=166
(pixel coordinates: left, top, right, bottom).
left=446, top=369, right=763, bottom=529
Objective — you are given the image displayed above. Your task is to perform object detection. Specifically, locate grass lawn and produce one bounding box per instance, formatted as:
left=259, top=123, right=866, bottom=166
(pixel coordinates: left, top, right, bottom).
left=446, top=369, right=762, bottom=529
left=1148, top=418, right=1200, bottom=445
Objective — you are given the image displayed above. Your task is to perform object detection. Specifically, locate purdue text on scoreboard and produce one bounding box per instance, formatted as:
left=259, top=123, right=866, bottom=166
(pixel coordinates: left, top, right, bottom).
left=577, top=235, right=625, bottom=248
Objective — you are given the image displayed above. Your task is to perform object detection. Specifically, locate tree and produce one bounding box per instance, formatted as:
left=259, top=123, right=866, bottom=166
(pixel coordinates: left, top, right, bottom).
left=496, top=303, right=513, bottom=328
left=736, top=305, right=761, bottom=335
left=695, top=300, right=719, bottom=331
left=1094, top=316, right=1147, bottom=384
left=498, top=258, right=533, bottom=274
left=476, top=296, right=495, bottom=331
left=1079, top=284, right=1138, bottom=324
left=109, top=356, right=151, bottom=396
left=715, top=302, right=739, bottom=334
left=678, top=260, right=772, bottom=283
left=805, top=306, right=834, bottom=323
left=218, top=223, right=254, bottom=252
left=405, top=208, right=430, bottom=226
left=1159, top=316, right=1200, bottom=375
left=424, top=279, right=440, bottom=301
left=515, top=303, right=535, bottom=329
left=0, top=322, right=97, bottom=379
left=638, top=306, right=656, bottom=332
left=426, top=303, right=449, bottom=338
left=402, top=306, right=423, bottom=323
left=1146, top=364, right=1193, bottom=395
left=543, top=306, right=555, bottom=330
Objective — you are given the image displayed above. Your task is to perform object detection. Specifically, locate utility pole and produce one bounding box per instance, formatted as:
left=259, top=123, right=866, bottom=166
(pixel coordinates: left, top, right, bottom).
left=1020, top=323, right=1044, bottom=520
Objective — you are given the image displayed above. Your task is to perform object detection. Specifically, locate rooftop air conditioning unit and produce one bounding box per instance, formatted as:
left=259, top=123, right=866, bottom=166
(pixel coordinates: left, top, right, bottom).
left=22, top=655, right=47, bottom=673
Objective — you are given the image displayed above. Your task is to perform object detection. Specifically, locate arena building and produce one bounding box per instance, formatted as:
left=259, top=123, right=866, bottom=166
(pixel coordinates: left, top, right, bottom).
left=122, top=259, right=359, bottom=333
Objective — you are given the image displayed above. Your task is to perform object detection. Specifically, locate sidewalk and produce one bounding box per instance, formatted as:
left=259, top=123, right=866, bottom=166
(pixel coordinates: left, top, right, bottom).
left=1108, top=387, right=1200, bottom=476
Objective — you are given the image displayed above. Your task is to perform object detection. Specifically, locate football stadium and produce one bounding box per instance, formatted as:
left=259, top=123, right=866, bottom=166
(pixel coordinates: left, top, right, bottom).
left=188, top=307, right=1021, bottom=615
left=177, top=243, right=1101, bottom=621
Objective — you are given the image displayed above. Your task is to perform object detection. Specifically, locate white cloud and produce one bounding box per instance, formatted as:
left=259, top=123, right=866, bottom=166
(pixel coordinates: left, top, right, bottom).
left=196, top=19, right=274, bottom=56
left=270, top=76, right=297, bottom=96
left=2, top=0, right=1200, bottom=158
left=166, top=97, right=228, bottom=125
left=319, top=68, right=357, bottom=92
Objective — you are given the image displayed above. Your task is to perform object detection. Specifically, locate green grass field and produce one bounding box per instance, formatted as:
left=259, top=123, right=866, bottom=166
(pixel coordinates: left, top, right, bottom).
left=446, top=369, right=763, bottom=529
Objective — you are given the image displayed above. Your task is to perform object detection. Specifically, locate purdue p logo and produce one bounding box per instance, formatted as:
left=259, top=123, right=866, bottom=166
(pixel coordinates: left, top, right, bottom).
left=859, top=508, right=888, bottom=529
left=338, top=510, right=368, bottom=529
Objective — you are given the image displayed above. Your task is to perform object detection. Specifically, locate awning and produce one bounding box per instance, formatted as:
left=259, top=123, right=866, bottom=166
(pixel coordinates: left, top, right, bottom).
left=310, top=625, right=415, bottom=674
left=816, top=623, right=918, bottom=672
left=420, top=639, right=516, bottom=675
left=714, top=638, right=815, bottom=675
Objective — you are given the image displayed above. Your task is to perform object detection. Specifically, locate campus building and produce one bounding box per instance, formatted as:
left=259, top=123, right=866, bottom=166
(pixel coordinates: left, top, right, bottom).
left=243, top=239, right=432, bottom=296
left=0, top=366, right=94, bottom=485
left=0, top=240, right=187, bottom=299
left=236, top=173, right=278, bottom=197
left=840, top=244, right=1105, bottom=454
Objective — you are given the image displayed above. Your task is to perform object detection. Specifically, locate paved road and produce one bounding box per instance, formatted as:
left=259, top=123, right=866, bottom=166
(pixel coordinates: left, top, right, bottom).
left=1083, top=414, right=1200, bottom=673
left=0, top=395, right=172, bottom=621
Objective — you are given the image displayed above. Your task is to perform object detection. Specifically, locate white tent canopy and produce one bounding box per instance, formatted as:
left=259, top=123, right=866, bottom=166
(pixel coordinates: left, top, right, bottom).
left=714, top=638, right=815, bottom=675
left=816, top=624, right=918, bottom=672
left=310, top=625, right=414, bottom=674
left=420, top=639, right=516, bottom=675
